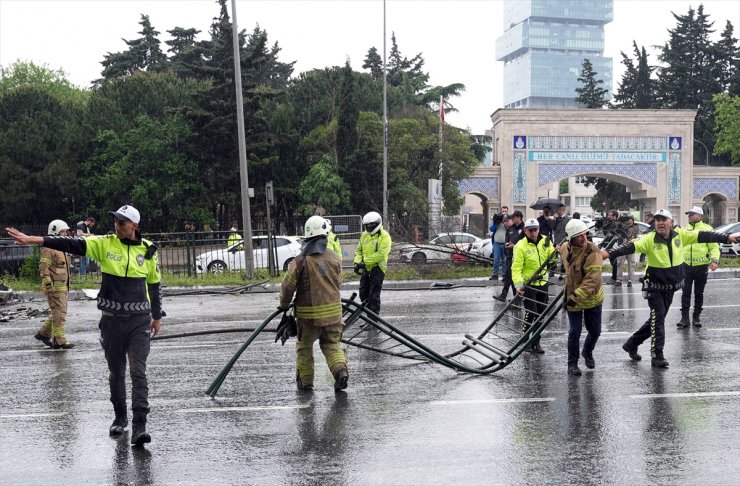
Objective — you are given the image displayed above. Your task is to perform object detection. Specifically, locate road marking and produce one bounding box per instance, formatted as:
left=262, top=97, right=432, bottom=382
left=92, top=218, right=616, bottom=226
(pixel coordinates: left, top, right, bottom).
left=430, top=397, right=555, bottom=406
left=175, top=405, right=310, bottom=413
left=630, top=391, right=740, bottom=399
left=0, top=412, right=68, bottom=419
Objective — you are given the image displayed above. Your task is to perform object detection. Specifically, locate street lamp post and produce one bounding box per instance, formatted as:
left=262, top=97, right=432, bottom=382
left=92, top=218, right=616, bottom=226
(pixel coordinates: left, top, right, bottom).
left=694, top=139, right=710, bottom=166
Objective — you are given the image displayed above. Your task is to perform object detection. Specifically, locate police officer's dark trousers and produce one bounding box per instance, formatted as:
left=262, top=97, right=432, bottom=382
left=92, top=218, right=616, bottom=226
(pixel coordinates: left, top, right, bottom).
left=499, top=254, right=516, bottom=299
left=523, top=284, right=549, bottom=347
left=628, top=290, right=673, bottom=358
left=99, top=314, right=151, bottom=421
left=681, top=263, right=708, bottom=319
left=360, top=266, right=385, bottom=316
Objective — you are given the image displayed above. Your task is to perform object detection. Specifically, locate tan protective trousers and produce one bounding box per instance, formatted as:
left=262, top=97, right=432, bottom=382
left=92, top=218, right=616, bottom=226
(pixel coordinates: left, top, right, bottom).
left=295, top=322, right=347, bottom=385
left=39, top=291, right=68, bottom=345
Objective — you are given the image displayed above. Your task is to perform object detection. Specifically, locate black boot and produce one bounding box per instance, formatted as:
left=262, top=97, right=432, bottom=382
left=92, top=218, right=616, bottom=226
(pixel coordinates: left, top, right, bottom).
left=567, top=364, right=582, bottom=376
left=651, top=354, right=669, bottom=368
left=692, top=314, right=702, bottom=328
left=334, top=369, right=349, bottom=392
left=622, top=340, right=642, bottom=361
left=131, top=418, right=151, bottom=446
left=109, top=405, right=128, bottom=436
left=34, top=332, right=52, bottom=347
left=529, top=337, right=545, bottom=354
left=676, top=312, right=690, bottom=329
left=581, top=350, right=596, bottom=369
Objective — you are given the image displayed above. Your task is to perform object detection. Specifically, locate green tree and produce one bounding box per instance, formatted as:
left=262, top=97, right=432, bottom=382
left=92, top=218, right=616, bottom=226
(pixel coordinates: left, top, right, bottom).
left=0, top=63, right=88, bottom=223
left=83, top=114, right=207, bottom=231
left=165, top=27, right=205, bottom=80
left=575, top=58, right=608, bottom=108
left=298, top=155, right=351, bottom=214
left=713, top=93, right=740, bottom=165
left=362, top=47, right=383, bottom=81
left=581, top=178, right=638, bottom=212
left=612, top=42, right=655, bottom=108
left=99, top=14, right=167, bottom=82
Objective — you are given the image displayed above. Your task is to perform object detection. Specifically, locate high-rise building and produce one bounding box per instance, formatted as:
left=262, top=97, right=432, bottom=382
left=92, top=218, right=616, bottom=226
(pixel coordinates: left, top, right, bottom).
left=496, top=0, right=613, bottom=108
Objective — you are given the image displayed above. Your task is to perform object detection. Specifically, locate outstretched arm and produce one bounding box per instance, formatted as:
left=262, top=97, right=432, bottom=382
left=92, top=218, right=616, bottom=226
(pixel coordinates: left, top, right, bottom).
left=4, top=228, right=43, bottom=245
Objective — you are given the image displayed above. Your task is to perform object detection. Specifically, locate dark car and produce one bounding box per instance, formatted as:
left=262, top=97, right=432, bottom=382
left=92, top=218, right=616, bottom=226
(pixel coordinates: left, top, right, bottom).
left=0, top=238, right=35, bottom=277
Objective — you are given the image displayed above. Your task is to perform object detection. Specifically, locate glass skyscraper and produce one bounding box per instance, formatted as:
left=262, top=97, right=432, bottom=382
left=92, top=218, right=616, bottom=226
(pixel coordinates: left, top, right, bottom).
left=496, top=0, right=613, bottom=108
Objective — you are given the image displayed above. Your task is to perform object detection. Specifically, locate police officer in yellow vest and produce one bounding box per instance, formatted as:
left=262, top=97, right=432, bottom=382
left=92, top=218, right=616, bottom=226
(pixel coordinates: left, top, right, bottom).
left=354, top=211, right=392, bottom=316
left=325, top=219, right=343, bottom=261
left=6, top=204, right=164, bottom=446
left=35, top=220, right=74, bottom=349
left=512, top=218, right=555, bottom=354
left=677, top=206, right=719, bottom=328
left=227, top=226, right=242, bottom=247
left=279, top=216, right=348, bottom=392
left=602, top=208, right=739, bottom=368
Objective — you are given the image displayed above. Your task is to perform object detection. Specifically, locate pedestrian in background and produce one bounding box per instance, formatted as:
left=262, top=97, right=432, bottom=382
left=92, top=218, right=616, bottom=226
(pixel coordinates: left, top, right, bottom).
left=601, top=208, right=738, bottom=368
left=495, top=210, right=524, bottom=302
left=279, top=216, right=348, bottom=392
left=489, top=206, right=508, bottom=280
left=512, top=218, right=555, bottom=354
left=354, top=211, right=392, bottom=316
left=227, top=225, right=242, bottom=247
left=325, top=219, right=343, bottom=261
left=537, top=206, right=554, bottom=239
left=677, top=206, right=720, bottom=329
left=7, top=204, right=164, bottom=446
left=602, top=210, right=626, bottom=285
left=560, top=219, right=604, bottom=376
left=35, top=220, right=74, bottom=349
left=75, top=217, right=95, bottom=275
left=551, top=203, right=570, bottom=245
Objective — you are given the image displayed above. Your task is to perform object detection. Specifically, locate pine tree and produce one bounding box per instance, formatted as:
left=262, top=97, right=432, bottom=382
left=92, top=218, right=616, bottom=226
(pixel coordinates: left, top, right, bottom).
left=99, top=15, right=167, bottom=82
left=362, top=47, right=383, bottom=81
left=165, top=27, right=204, bottom=79
left=613, top=42, right=655, bottom=108
left=575, top=59, right=609, bottom=108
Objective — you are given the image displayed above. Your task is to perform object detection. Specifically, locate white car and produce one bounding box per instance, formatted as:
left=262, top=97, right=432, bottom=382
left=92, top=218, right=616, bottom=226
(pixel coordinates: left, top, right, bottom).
left=195, top=236, right=302, bottom=274
left=714, top=222, right=740, bottom=256
left=399, top=232, right=482, bottom=264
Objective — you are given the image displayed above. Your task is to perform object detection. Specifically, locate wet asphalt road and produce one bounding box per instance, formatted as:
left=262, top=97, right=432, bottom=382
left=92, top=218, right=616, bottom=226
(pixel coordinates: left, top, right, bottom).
left=1, top=279, right=739, bottom=485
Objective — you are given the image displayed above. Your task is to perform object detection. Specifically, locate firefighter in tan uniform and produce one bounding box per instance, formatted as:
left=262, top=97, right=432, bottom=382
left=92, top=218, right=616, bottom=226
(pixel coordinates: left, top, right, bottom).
left=279, top=216, right=348, bottom=392
left=35, top=220, right=74, bottom=349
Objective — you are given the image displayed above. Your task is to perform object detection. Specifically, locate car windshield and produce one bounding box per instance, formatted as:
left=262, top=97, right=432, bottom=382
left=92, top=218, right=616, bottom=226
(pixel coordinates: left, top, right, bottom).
left=432, top=235, right=452, bottom=245
left=714, top=222, right=740, bottom=233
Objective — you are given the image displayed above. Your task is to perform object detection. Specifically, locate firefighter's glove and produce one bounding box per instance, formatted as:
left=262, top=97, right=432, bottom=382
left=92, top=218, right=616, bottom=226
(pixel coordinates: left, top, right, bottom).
left=353, top=263, right=365, bottom=275
left=274, top=312, right=298, bottom=345
left=566, top=299, right=577, bottom=308
left=277, top=305, right=289, bottom=312
left=42, top=277, right=53, bottom=292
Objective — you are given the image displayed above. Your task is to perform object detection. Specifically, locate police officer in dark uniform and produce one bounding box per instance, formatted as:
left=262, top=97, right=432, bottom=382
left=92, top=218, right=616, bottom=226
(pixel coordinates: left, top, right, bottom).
left=495, top=210, right=525, bottom=302
left=7, top=205, right=163, bottom=446
left=601, top=209, right=738, bottom=368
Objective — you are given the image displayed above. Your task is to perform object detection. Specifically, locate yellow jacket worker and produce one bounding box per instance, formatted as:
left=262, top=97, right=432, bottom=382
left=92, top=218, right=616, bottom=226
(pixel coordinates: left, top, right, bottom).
left=353, top=211, right=392, bottom=316
left=512, top=218, right=555, bottom=354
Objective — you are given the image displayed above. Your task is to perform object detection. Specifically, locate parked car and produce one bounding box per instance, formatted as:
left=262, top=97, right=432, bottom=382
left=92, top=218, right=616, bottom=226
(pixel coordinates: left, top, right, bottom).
left=0, top=238, right=34, bottom=277
left=714, top=222, right=740, bottom=256
left=399, top=232, right=482, bottom=264
left=471, top=239, right=493, bottom=258
left=195, top=235, right=302, bottom=274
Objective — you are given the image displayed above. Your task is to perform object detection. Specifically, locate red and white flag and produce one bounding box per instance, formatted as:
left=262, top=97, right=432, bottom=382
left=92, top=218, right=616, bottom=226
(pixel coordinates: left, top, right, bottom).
left=440, top=97, right=445, bottom=125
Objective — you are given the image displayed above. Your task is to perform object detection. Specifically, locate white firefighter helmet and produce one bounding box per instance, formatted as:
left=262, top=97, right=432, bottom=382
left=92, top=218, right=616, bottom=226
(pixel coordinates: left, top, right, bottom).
left=565, top=219, right=589, bottom=240
left=47, top=219, right=70, bottom=236
left=362, top=211, right=382, bottom=234
left=304, top=215, right=330, bottom=238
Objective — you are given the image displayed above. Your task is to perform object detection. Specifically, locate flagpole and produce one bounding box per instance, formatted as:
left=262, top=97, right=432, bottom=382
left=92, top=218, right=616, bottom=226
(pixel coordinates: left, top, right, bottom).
left=438, top=94, right=444, bottom=184
left=382, top=0, right=388, bottom=226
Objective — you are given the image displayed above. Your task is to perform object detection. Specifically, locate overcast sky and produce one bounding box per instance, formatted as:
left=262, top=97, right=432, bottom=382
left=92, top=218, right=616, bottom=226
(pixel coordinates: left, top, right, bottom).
left=1, top=0, right=738, bottom=133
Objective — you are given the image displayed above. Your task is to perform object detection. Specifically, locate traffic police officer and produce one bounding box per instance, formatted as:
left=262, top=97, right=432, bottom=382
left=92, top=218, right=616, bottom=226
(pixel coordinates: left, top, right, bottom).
left=512, top=218, right=555, bottom=354
left=354, top=211, right=392, bottom=316
left=6, top=204, right=164, bottom=446
left=601, top=208, right=738, bottom=368
left=676, top=206, right=719, bottom=328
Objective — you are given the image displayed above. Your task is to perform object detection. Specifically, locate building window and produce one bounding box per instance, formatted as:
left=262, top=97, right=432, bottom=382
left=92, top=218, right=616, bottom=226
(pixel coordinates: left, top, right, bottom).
left=575, top=196, right=592, bottom=206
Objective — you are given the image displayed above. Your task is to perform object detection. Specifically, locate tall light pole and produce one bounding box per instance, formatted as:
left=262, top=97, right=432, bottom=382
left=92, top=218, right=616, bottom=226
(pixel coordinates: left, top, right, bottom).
left=231, top=0, right=254, bottom=277
left=694, top=139, right=710, bottom=166
left=382, top=0, right=388, bottom=226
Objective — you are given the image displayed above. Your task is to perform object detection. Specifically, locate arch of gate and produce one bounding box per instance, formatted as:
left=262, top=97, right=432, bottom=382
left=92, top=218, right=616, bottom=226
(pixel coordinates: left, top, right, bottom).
left=490, top=109, right=702, bottom=225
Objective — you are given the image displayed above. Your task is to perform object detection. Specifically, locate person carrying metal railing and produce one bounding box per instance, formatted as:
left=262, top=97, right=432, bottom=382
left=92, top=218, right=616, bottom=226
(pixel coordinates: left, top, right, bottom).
left=559, top=219, right=605, bottom=376
left=512, top=218, right=555, bottom=354
left=279, top=216, right=348, bottom=392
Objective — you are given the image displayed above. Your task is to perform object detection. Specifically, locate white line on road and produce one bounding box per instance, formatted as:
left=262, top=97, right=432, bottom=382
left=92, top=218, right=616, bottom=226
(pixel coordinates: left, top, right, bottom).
left=0, top=412, right=69, bottom=419
left=430, top=397, right=556, bottom=406
left=630, top=391, right=740, bottom=399
left=175, top=405, right=310, bottom=413
left=603, top=304, right=740, bottom=312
